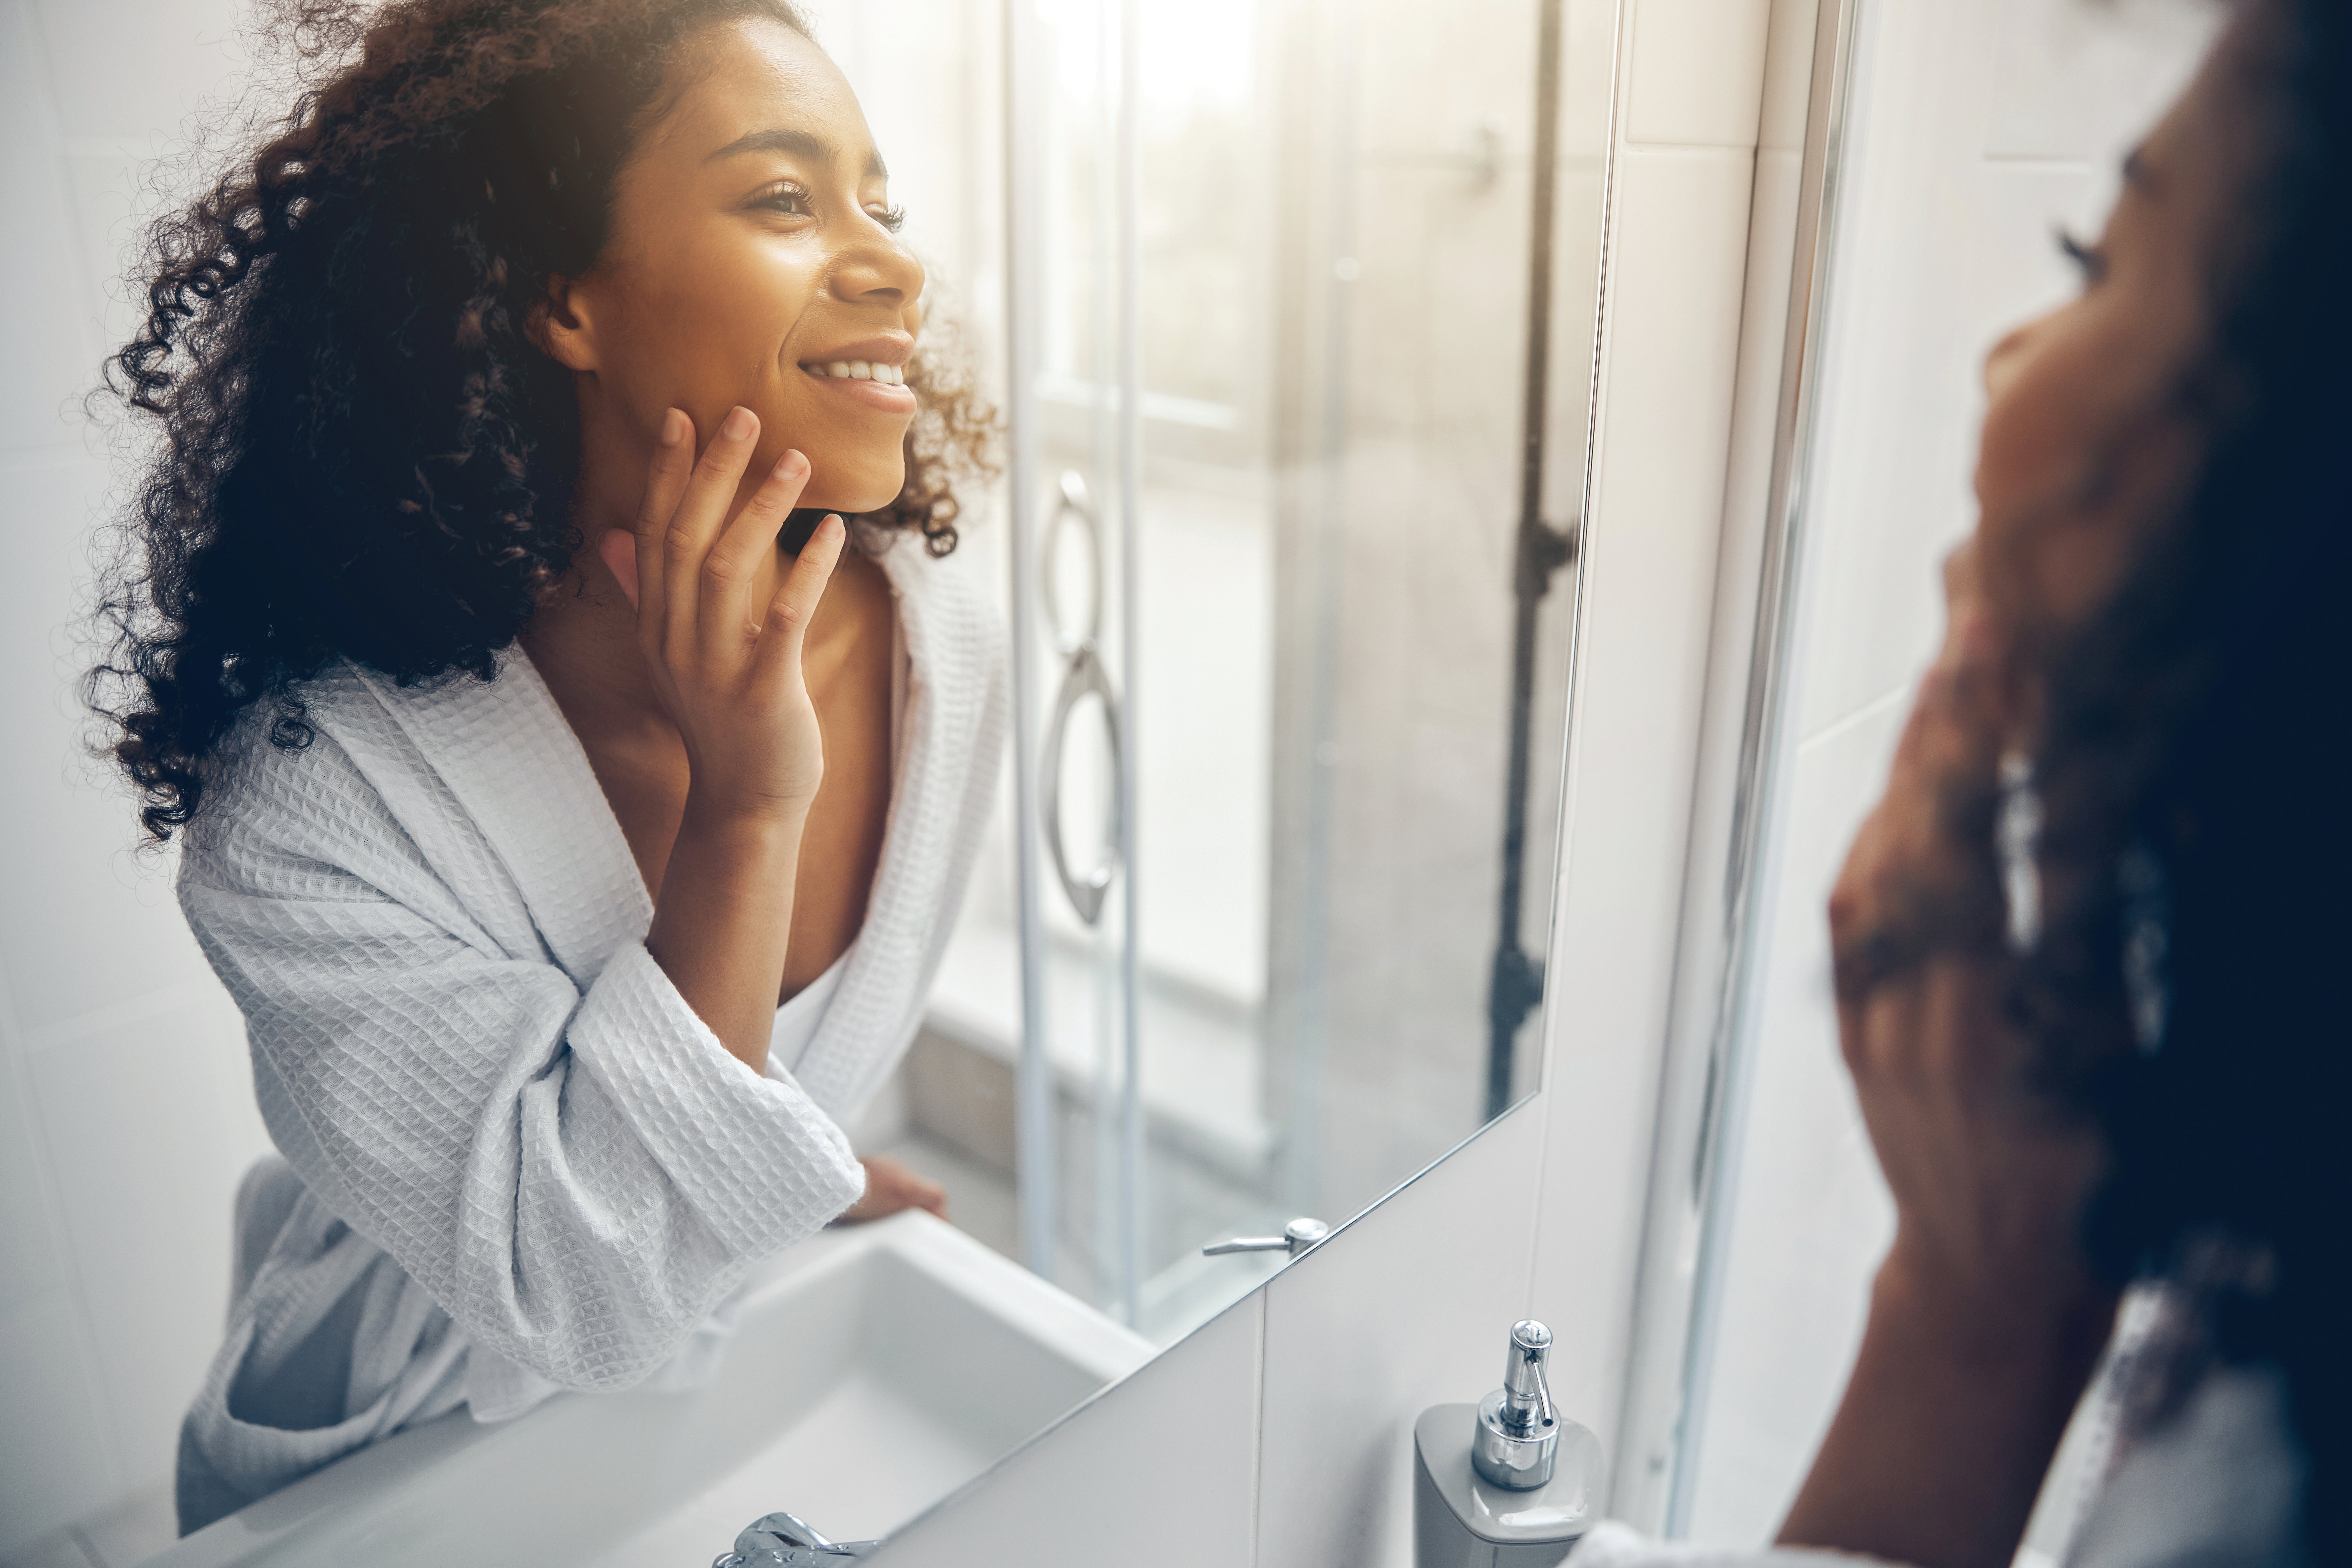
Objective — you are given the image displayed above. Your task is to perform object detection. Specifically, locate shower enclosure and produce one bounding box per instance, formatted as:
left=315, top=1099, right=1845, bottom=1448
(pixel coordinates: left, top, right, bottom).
left=836, top=0, right=1600, bottom=1343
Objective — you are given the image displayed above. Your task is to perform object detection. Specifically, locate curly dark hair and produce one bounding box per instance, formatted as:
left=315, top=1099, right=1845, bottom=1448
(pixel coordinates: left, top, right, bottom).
left=90, top=0, right=996, bottom=843
left=2004, top=0, right=2352, bottom=1556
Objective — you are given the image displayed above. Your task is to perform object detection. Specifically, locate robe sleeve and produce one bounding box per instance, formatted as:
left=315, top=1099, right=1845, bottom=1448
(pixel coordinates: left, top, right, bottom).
left=179, top=751, right=866, bottom=1394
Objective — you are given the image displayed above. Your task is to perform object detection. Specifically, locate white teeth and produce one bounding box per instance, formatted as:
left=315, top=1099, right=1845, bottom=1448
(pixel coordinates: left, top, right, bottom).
left=808, top=360, right=906, bottom=385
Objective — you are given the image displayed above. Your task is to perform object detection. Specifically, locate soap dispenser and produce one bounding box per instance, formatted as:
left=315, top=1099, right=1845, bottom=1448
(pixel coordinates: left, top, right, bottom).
left=1414, top=1321, right=1604, bottom=1568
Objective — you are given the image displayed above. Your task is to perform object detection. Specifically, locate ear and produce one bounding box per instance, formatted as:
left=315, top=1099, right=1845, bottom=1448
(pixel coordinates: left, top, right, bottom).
left=531, top=273, right=601, bottom=373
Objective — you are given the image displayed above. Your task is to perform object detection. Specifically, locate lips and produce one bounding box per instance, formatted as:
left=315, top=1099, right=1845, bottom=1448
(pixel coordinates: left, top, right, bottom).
left=795, top=336, right=917, bottom=414
left=799, top=362, right=918, bottom=413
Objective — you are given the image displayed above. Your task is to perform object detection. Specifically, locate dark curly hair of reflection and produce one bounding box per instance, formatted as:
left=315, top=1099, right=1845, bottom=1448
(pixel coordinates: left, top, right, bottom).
left=90, top=0, right=996, bottom=843
left=1997, top=0, right=2352, bottom=1558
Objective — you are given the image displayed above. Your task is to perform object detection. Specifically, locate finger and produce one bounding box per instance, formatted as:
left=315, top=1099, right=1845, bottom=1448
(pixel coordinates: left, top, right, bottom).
left=629, top=408, right=695, bottom=636
left=664, top=405, right=763, bottom=665
left=702, top=449, right=812, bottom=663
left=754, top=513, right=846, bottom=681
left=912, top=1174, right=948, bottom=1220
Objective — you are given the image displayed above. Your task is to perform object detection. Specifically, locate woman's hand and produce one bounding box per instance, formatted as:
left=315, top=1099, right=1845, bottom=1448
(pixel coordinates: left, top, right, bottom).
left=607, top=407, right=847, bottom=1073
left=1779, top=542, right=2114, bottom=1568
left=835, top=1155, right=949, bottom=1225
left=1828, top=542, right=2108, bottom=1320
left=600, top=406, right=845, bottom=826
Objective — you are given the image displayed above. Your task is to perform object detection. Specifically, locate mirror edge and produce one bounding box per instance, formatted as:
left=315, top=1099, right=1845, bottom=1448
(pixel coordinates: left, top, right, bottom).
left=1602, top=0, right=1868, bottom=1533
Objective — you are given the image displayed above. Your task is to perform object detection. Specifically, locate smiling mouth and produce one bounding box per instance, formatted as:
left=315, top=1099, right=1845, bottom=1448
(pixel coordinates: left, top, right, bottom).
left=799, top=359, right=908, bottom=386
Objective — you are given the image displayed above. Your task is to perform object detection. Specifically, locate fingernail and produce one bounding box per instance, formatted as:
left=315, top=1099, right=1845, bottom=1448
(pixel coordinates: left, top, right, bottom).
left=773, top=449, right=807, bottom=479
left=722, top=406, right=756, bottom=440
left=658, top=408, right=687, bottom=447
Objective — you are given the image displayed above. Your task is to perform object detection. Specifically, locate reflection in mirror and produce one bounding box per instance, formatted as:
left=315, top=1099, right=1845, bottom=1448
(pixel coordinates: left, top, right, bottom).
left=880, top=0, right=1611, bottom=1351
left=7, top=0, right=1607, bottom=1562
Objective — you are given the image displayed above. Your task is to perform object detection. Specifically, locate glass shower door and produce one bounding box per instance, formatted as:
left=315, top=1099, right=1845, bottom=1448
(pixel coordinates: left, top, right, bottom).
left=963, top=0, right=1595, bottom=1342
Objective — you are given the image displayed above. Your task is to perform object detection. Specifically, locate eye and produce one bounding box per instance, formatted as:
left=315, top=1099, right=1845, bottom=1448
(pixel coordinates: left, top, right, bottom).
left=868, top=202, right=907, bottom=234
left=2055, top=226, right=2108, bottom=285
left=752, top=181, right=813, bottom=217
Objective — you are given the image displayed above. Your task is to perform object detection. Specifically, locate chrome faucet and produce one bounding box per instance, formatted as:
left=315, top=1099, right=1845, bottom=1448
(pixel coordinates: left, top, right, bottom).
left=713, top=1510, right=877, bottom=1566
left=1201, top=1216, right=1329, bottom=1257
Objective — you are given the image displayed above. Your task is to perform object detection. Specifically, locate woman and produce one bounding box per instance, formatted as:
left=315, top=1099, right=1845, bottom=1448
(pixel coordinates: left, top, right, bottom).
left=89, top=0, right=1003, bottom=1533
left=1581, top=0, right=2348, bottom=1563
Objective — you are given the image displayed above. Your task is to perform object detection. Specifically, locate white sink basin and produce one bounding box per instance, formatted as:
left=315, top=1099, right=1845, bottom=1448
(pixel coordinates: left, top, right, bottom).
left=148, top=1213, right=1152, bottom=1567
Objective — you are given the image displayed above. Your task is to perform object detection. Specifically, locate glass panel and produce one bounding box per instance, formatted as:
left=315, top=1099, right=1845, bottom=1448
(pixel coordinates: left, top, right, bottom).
left=817, top=0, right=1602, bottom=1347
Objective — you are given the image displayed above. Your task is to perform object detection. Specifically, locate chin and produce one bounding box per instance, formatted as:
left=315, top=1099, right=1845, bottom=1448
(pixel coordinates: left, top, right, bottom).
left=807, top=456, right=908, bottom=516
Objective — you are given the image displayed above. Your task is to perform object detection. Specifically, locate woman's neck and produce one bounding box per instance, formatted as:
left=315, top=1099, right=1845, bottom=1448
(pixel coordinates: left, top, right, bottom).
left=518, top=559, right=674, bottom=750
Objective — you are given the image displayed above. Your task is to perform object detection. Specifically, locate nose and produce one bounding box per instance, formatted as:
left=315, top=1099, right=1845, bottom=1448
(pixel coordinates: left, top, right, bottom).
left=1982, top=312, right=2051, bottom=404
left=830, top=222, right=925, bottom=315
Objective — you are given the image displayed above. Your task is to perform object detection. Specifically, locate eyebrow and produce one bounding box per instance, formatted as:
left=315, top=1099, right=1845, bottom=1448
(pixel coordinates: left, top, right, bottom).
left=704, top=126, right=889, bottom=179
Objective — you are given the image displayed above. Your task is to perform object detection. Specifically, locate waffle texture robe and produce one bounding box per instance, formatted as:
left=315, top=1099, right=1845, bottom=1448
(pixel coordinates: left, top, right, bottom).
left=172, top=540, right=1003, bottom=1533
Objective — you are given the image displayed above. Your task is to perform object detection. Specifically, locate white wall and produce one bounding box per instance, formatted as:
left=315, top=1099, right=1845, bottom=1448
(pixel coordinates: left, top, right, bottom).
left=0, top=1, right=278, bottom=1558
left=1675, top=0, right=2211, bottom=1541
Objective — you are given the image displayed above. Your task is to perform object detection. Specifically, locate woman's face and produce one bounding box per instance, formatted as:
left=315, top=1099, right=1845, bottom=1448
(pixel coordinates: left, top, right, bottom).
left=555, top=17, right=923, bottom=517
left=1970, top=29, right=2262, bottom=690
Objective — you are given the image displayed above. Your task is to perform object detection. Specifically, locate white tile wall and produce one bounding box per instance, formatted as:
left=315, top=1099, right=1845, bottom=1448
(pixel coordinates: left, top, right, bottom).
left=0, top=459, right=223, bottom=1036
left=874, top=1290, right=1266, bottom=1567
left=0, top=0, right=275, bottom=1556
left=28, top=995, right=265, bottom=1492
left=1788, top=0, right=2205, bottom=742
left=1681, top=696, right=1904, bottom=1538
left=0, top=2, right=105, bottom=458
left=1673, top=0, right=2214, bottom=1543
left=0, top=1292, right=119, bottom=1540
left=873, top=1098, right=1553, bottom=1568
left=1254, top=1104, right=1548, bottom=1568
left=0, top=1037, right=68, bottom=1311
left=1626, top=0, right=1772, bottom=147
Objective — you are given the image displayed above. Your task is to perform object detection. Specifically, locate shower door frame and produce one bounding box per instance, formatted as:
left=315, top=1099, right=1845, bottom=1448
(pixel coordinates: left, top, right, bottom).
left=1001, top=0, right=1147, bottom=1324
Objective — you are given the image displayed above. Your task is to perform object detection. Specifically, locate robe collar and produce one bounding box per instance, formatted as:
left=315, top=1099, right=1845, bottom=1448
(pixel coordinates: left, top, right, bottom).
left=340, top=538, right=975, bottom=1060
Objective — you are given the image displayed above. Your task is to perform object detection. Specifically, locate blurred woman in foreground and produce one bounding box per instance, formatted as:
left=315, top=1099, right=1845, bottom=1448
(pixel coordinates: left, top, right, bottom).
left=1586, top=0, right=2350, bottom=1562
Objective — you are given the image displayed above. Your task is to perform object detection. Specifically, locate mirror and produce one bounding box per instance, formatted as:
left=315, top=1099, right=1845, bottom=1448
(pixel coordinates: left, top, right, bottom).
left=0, top=0, right=1612, bottom=1561
left=817, top=0, right=1609, bottom=1349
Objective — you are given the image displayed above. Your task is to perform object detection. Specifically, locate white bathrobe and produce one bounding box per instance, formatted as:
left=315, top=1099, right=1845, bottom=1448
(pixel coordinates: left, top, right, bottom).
left=172, top=540, right=1005, bottom=1532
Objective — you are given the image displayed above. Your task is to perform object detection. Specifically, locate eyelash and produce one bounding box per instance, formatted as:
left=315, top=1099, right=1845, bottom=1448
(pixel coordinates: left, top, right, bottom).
left=754, top=181, right=812, bottom=216
left=750, top=183, right=906, bottom=234
left=2056, top=226, right=2108, bottom=284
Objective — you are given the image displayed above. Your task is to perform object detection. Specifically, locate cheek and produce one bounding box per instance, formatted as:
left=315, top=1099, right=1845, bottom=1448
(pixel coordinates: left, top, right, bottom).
left=1977, top=318, right=2205, bottom=637
left=1977, top=332, right=2099, bottom=524
left=613, top=243, right=819, bottom=385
